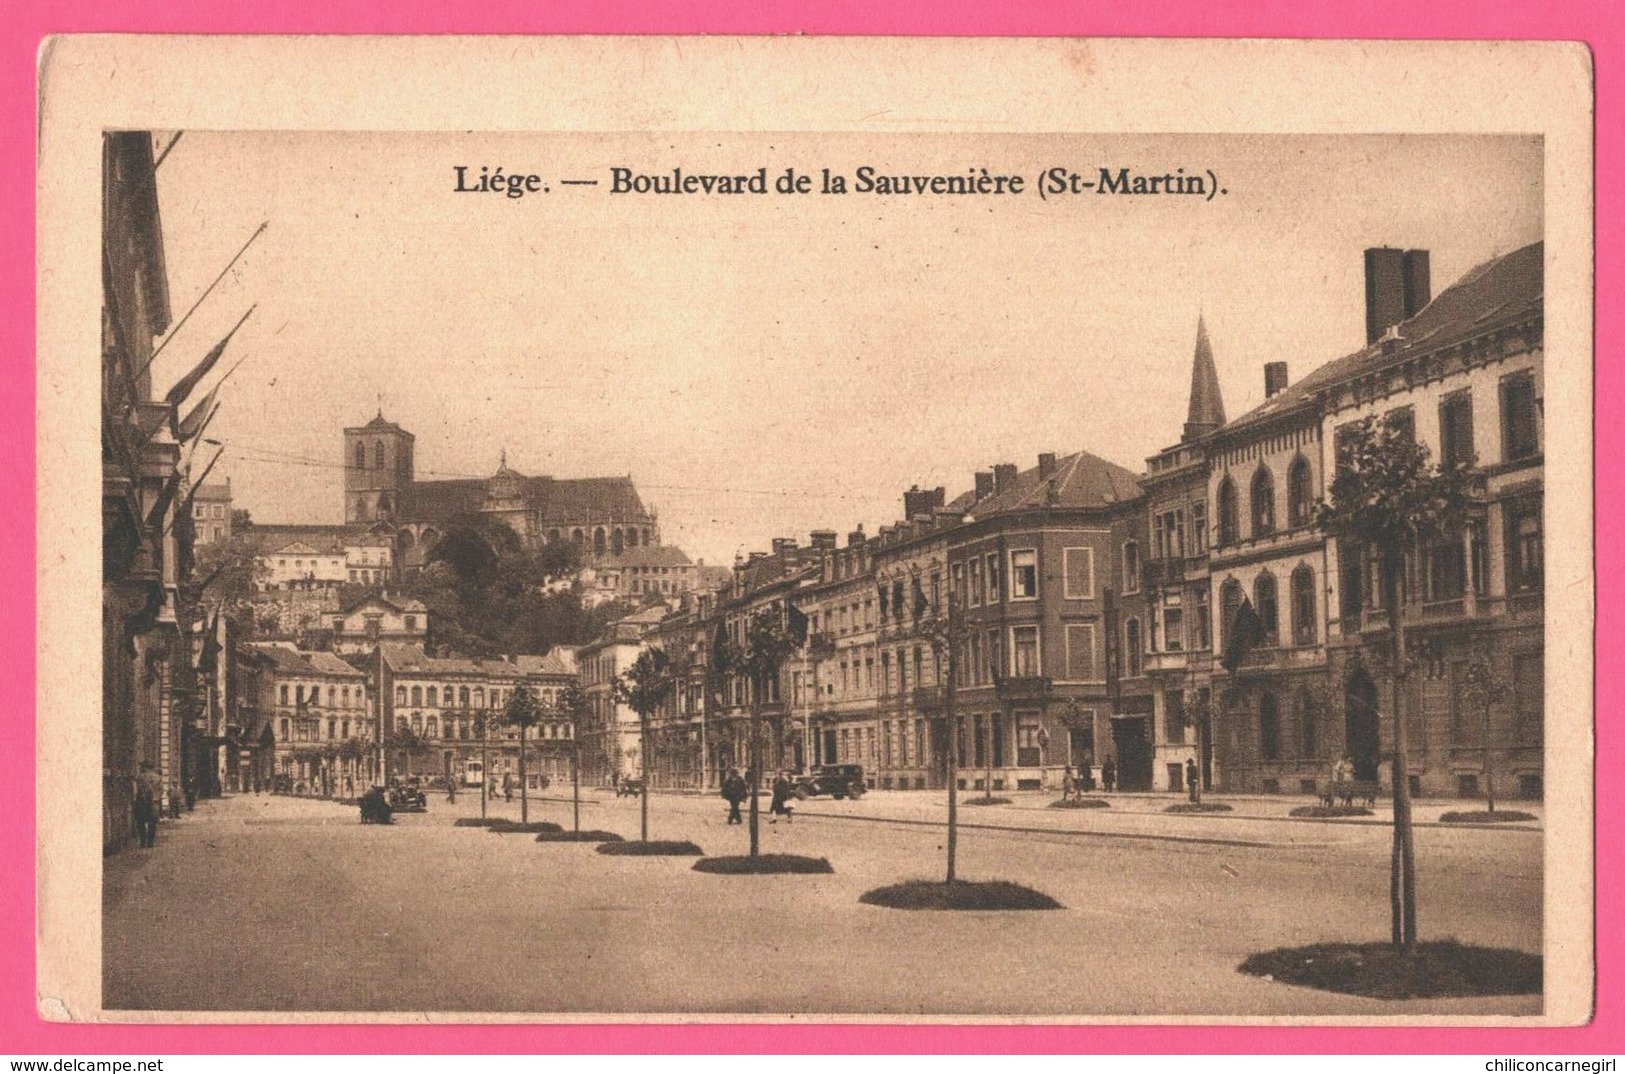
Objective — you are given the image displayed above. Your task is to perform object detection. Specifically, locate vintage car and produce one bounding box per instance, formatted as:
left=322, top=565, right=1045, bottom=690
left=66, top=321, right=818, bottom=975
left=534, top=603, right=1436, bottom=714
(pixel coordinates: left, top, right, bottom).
left=793, top=764, right=867, bottom=800
left=614, top=776, right=645, bottom=798
left=386, top=779, right=428, bottom=812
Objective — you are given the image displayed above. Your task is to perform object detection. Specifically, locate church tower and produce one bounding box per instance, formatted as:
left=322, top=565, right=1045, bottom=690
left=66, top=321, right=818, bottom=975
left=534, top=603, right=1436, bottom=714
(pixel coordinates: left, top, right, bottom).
left=1181, top=314, right=1227, bottom=443
left=344, top=410, right=415, bottom=523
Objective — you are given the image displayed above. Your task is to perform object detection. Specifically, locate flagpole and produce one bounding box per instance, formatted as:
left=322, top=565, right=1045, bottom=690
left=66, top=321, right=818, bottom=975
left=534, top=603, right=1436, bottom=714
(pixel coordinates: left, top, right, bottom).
left=140, top=222, right=267, bottom=377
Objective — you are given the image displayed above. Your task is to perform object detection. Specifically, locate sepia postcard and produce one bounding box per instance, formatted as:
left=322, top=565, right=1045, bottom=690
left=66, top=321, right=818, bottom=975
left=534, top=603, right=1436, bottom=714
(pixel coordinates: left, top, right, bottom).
left=36, top=36, right=1594, bottom=1025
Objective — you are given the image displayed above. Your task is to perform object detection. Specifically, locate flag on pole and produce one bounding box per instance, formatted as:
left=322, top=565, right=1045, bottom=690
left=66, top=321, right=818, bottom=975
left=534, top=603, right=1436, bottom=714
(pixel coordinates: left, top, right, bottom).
left=198, top=608, right=222, bottom=676
left=164, top=306, right=254, bottom=411
left=1220, top=596, right=1267, bottom=673
left=174, top=383, right=220, bottom=442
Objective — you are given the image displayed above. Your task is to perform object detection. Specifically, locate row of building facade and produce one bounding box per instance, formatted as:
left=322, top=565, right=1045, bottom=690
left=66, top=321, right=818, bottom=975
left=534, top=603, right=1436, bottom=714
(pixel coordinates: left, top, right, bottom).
left=574, top=242, right=1545, bottom=801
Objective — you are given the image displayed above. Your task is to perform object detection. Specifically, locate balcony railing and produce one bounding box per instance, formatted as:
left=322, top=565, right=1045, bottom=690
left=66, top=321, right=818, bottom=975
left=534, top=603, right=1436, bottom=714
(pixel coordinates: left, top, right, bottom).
left=1142, top=557, right=1187, bottom=587
left=913, top=685, right=946, bottom=712
left=1234, top=645, right=1326, bottom=670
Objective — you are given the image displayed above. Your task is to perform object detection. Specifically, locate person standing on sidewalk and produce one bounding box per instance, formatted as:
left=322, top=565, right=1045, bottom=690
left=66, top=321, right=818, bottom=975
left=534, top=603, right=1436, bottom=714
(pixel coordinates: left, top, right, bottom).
left=721, top=767, right=746, bottom=825
left=132, top=763, right=160, bottom=848
left=770, top=771, right=795, bottom=824
left=1185, top=757, right=1201, bottom=804
left=1102, top=755, right=1117, bottom=794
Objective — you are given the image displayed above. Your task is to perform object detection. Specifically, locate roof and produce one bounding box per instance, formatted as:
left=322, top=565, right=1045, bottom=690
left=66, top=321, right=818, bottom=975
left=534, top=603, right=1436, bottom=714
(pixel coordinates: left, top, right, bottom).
left=340, top=594, right=427, bottom=616
left=399, top=474, right=654, bottom=525
left=304, top=651, right=365, bottom=678
left=347, top=412, right=412, bottom=436
left=964, top=451, right=1143, bottom=519
left=238, top=524, right=371, bottom=554
left=193, top=481, right=232, bottom=501
left=267, top=541, right=332, bottom=557
left=603, top=545, right=693, bottom=569
left=1220, top=242, right=1543, bottom=437
left=1184, top=314, right=1227, bottom=434
left=380, top=642, right=573, bottom=679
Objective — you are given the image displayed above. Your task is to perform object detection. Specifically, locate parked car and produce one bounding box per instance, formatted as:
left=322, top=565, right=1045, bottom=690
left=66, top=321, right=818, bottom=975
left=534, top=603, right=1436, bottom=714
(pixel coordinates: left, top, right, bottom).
left=615, top=776, right=645, bottom=798
left=386, top=779, right=427, bottom=812
left=793, top=764, right=867, bottom=800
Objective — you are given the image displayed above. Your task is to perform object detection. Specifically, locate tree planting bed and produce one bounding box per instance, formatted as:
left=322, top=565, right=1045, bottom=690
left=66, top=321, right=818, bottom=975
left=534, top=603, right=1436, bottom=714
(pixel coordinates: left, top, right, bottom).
left=596, top=840, right=703, bottom=856
left=859, top=879, right=1062, bottom=911
left=692, top=854, right=833, bottom=875
left=534, top=830, right=624, bottom=843
left=1239, top=941, right=1541, bottom=999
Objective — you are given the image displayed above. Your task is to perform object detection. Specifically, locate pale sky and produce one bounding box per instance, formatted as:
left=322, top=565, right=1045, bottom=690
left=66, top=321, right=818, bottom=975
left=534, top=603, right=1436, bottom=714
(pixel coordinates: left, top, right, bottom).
left=146, top=132, right=1542, bottom=565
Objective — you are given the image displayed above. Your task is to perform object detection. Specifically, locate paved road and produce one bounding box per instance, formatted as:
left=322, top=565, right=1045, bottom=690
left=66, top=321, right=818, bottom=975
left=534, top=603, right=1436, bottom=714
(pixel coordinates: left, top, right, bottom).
left=103, top=788, right=1542, bottom=1017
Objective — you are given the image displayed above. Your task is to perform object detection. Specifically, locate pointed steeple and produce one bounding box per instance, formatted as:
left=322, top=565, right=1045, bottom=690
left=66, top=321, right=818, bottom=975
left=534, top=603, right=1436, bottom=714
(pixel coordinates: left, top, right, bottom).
left=1182, top=314, right=1227, bottom=443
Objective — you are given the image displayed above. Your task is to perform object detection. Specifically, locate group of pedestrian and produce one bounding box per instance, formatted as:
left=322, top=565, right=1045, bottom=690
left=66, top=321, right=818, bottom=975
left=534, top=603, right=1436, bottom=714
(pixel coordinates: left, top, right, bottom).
left=719, top=767, right=799, bottom=825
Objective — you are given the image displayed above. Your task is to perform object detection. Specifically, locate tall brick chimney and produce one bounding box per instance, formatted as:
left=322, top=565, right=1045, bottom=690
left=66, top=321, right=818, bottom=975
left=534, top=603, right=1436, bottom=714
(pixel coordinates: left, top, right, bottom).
left=903, top=484, right=947, bottom=520
left=1038, top=452, right=1057, bottom=479
left=974, top=471, right=995, bottom=501
left=1365, top=247, right=1431, bottom=344
left=809, top=530, right=838, bottom=552
left=1264, top=361, right=1289, bottom=398
left=847, top=525, right=866, bottom=547
left=993, top=463, right=1018, bottom=493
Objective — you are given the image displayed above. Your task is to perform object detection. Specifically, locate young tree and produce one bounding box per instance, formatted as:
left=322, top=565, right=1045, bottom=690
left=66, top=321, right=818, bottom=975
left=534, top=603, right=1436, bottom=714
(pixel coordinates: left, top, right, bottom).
left=739, top=608, right=798, bottom=858
left=922, top=593, right=967, bottom=882
left=556, top=683, right=590, bottom=832
left=615, top=647, right=674, bottom=842
left=505, top=684, right=543, bottom=824
left=1317, top=412, right=1474, bottom=951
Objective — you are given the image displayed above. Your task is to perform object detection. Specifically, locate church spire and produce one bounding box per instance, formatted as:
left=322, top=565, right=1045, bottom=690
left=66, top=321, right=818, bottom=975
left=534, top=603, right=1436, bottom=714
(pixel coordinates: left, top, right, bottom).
left=1182, top=313, right=1226, bottom=443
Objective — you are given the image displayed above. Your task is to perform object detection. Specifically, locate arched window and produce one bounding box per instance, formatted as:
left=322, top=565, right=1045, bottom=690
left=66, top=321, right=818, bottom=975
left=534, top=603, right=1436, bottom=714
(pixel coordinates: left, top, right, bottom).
left=1296, top=688, right=1319, bottom=758
left=1291, top=565, right=1317, bottom=647
left=373, top=440, right=385, bottom=469
left=612, top=528, right=625, bottom=555
left=1254, top=572, right=1279, bottom=644
left=473, top=687, right=485, bottom=708
left=1287, top=455, right=1314, bottom=528
left=395, top=686, right=405, bottom=705
left=459, top=686, right=470, bottom=707
left=426, top=686, right=438, bottom=707
left=1259, top=692, right=1281, bottom=760
left=426, top=716, right=438, bottom=738
left=420, top=527, right=438, bottom=547
left=399, top=529, right=415, bottom=550
left=594, top=528, right=607, bottom=556
left=410, top=685, right=422, bottom=706
left=572, top=528, right=585, bottom=547
left=1217, top=478, right=1239, bottom=546
left=1219, top=578, right=1242, bottom=651
left=1251, top=466, right=1276, bottom=537
left=354, top=441, right=365, bottom=471
left=626, top=528, right=639, bottom=548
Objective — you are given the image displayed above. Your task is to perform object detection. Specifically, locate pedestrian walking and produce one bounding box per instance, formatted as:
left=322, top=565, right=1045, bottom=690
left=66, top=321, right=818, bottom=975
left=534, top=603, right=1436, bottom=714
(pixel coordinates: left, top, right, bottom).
left=1102, top=756, right=1117, bottom=794
left=770, top=770, right=794, bottom=824
left=1062, top=765, right=1077, bottom=803
left=447, top=779, right=457, bottom=804
left=721, top=767, right=746, bottom=825
left=1185, top=757, right=1201, bottom=804
left=503, top=775, right=513, bottom=803
left=132, top=763, right=160, bottom=848
left=167, top=782, right=183, bottom=820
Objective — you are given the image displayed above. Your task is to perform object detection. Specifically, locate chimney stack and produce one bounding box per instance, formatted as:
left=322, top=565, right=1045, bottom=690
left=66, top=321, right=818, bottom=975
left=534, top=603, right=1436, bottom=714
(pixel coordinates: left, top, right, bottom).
left=1264, top=362, right=1289, bottom=398
left=1364, top=247, right=1432, bottom=344
left=902, top=485, right=946, bottom=521
left=993, top=463, right=1019, bottom=493
left=1038, top=452, right=1057, bottom=479
left=809, top=529, right=838, bottom=552
left=847, top=525, right=866, bottom=547
left=770, top=537, right=798, bottom=555
left=974, top=471, right=995, bottom=501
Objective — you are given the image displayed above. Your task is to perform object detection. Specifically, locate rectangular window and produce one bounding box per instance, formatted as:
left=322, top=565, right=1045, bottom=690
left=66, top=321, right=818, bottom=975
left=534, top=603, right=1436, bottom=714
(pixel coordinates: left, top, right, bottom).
left=1192, top=587, right=1211, bottom=650
left=986, top=553, right=1002, bottom=603
left=968, top=632, right=983, bottom=686
left=1123, top=542, right=1141, bottom=594
left=1504, top=498, right=1543, bottom=593
left=949, top=564, right=964, bottom=608
left=1016, top=715, right=1043, bottom=767
left=1386, top=406, right=1415, bottom=444
left=1191, top=500, right=1207, bottom=555
left=1064, top=623, right=1096, bottom=680
left=1062, top=547, right=1094, bottom=600
left=1440, top=390, right=1476, bottom=469
left=1427, top=538, right=1467, bottom=602
left=1162, top=604, right=1184, bottom=652
left=1501, top=372, right=1539, bottom=461
left=968, top=558, right=983, bottom=607
left=1010, top=550, right=1038, bottom=599
left=1012, top=625, right=1040, bottom=677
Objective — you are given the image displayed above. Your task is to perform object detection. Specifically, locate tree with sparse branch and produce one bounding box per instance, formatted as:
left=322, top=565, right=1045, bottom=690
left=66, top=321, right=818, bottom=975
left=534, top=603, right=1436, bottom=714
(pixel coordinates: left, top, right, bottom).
left=557, top=683, right=590, bottom=832
left=615, top=647, right=673, bottom=842
left=739, top=608, right=797, bottom=858
left=921, top=593, right=968, bottom=882
left=1316, top=411, right=1474, bottom=951
left=391, top=724, right=426, bottom=780
left=505, top=684, right=543, bottom=825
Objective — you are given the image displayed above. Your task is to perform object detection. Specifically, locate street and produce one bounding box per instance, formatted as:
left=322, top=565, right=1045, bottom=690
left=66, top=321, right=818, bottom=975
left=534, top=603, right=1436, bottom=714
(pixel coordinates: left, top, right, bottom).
left=103, top=789, right=1542, bottom=1017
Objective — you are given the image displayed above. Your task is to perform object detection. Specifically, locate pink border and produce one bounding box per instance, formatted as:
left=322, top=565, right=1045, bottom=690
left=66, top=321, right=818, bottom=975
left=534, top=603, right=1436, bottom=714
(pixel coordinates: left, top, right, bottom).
left=7, top=0, right=1616, bottom=1055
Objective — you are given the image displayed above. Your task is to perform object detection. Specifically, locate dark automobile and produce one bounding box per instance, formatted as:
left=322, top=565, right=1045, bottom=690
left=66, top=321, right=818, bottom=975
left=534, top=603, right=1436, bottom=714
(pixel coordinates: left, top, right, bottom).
left=793, top=764, right=867, bottom=800
left=386, top=779, right=428, bottom=812
left=614, top=776, right=645, bottom=798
